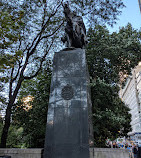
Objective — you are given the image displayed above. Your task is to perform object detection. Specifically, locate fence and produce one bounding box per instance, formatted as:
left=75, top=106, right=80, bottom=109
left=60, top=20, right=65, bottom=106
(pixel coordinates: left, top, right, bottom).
left=0, top=148, right=129, bottom=158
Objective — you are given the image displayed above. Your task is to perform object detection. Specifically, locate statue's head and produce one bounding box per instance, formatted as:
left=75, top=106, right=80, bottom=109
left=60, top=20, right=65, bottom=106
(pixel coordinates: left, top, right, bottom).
left=64, top=1, right=69, bottom=8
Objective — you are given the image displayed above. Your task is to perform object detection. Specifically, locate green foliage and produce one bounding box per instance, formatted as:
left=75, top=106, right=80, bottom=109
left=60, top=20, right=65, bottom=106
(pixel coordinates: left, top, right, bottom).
left=7, top=126, right=24, bottom=148
left=0, top=0, right=129, bottom=148
left=86, top=24, right=141, bottom=147
left=0, top=11, right=24, bottom=50
left=12, top=66, right=51, bottom=147
left=0, top=0, right=126, bottom=102
left=0, top=5, right=24, bottom=68
left=0, top=2, right=25, bottom=103
left=0, top=122, right=3, bottom=139
left=0, top=0, right=125, bottom=73
left=0, top=120, right=24, bottom=148
left=91, top=79, right=131, bottom=147
left=87, top=24, right=141, bottom=84
left=0, top=0, right=62, bottom=107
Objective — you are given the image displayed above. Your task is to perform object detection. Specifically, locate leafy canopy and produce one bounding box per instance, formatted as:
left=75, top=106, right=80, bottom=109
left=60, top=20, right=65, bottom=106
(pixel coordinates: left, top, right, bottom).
left=86, top=24, right=141, bottom=147
left=12, top=66, right=51, bottom=147
left=0, top=0, right=127, bottom=148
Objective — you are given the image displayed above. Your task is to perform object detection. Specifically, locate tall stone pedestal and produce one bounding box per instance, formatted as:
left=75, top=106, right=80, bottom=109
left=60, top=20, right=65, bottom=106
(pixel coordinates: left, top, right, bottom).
left=43, top=48, right=91, bottom=158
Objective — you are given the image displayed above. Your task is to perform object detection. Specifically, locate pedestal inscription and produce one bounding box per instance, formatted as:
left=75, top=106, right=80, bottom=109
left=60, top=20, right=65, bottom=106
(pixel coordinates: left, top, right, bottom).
left=43, top=48, right=91, bottom=158
left=61, top=84, right=74, bottom=100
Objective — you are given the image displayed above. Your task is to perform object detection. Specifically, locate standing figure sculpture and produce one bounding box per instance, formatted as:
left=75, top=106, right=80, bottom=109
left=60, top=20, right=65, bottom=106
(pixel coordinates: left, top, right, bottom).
left=61, top=2, right=88, bottom=48
left=43, top=3, right=93, bottom=158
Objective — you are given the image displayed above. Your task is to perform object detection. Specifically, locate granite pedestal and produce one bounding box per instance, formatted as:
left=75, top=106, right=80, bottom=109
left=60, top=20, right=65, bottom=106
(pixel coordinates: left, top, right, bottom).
left=43, top=48, right=91, bottom=158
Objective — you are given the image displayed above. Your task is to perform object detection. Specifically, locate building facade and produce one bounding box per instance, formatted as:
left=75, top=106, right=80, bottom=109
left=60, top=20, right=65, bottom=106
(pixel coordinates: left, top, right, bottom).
left=139, top=0, right=141, bottom=13
left=120, top=64, right=141, bottom=144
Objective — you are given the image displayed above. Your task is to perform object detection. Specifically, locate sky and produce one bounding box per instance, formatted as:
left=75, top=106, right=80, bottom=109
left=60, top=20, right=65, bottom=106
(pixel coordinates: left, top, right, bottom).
left=108, top=0, right=141, bottom=33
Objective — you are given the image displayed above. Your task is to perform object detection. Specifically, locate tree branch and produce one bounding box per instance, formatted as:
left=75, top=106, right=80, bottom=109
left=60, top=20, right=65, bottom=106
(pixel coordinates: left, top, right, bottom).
left=40, top=21, right=64, bottom=40
left=27, top=1, right=63, bottom=55
left=23, top=37, right=55, bottom=80
left=41, top=2, right=47, bottom=27
left=12, top=0, right=63, bottom=97
left=9, top=68, right=14, bottom=99
left=11, top=61, right=22, bottom=82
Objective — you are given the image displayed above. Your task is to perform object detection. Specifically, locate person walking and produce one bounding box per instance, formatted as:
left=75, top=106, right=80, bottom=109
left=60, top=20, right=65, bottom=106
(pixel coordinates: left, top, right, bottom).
left=137, top=146, right=141, bottom=158
left=132, top=144, right=138, bottom=158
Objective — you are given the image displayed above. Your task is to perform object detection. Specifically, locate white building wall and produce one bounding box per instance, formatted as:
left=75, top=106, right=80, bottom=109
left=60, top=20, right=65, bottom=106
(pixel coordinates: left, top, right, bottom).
left=120, top=64, right=141, bottom=135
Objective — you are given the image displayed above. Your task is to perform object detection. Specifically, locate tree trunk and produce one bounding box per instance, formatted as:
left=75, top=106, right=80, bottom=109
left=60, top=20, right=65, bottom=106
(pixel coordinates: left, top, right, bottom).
left=0, top=71, right=24, bottom=147
left=0, top=102, right=12, bottom=148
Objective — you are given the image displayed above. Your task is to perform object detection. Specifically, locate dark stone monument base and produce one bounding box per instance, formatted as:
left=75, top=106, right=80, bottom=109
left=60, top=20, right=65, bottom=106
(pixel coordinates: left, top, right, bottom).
left=44, top=48, right=90, bottom=158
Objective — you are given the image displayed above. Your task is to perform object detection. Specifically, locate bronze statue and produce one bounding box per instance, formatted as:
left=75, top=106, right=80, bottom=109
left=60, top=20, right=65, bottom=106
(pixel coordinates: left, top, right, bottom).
left=61, top=2, right=88, bottom=48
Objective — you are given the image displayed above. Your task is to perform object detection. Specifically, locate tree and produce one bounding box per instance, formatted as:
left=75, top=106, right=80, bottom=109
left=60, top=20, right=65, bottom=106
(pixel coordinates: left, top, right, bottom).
left=86, top=24, right=141, bottom=147
left=87, top=24, right=141, bottom=84
left=11, top=24, right=140, bottom=148
left=0, top=0, right=125, bottom=147
left=0, top=7, right=24, bottom=104
left=90, top=79, right=131, bottom=147
left=11, top=66, right=51, bottom=147
left=0, top=0, right=63, bottom=147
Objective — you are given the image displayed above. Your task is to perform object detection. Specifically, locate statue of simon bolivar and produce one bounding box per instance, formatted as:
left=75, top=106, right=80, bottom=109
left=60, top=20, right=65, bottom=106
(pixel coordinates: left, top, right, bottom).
left=61, top=2, right=88, bottom=48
